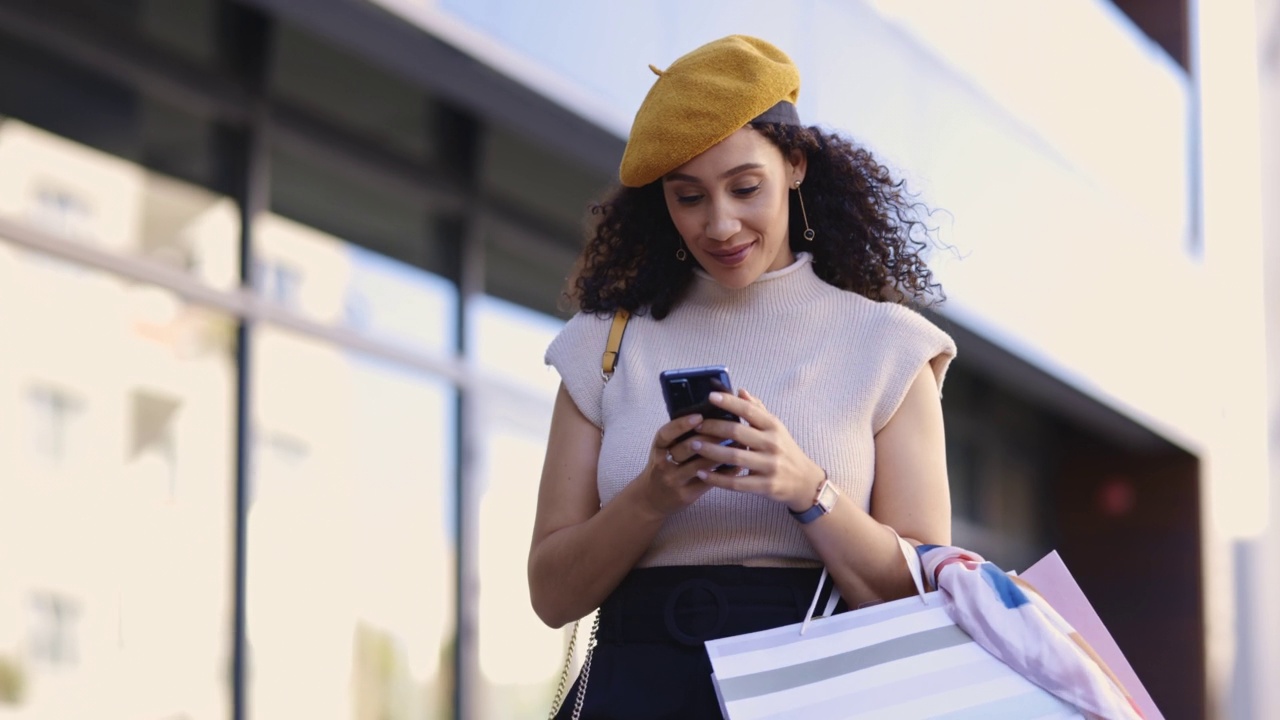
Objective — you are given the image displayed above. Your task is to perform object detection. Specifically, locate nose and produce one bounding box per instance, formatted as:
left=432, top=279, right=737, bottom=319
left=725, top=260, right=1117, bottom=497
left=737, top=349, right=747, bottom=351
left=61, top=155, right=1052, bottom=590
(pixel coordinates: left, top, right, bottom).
left=704, top=197, right=741, bottom=242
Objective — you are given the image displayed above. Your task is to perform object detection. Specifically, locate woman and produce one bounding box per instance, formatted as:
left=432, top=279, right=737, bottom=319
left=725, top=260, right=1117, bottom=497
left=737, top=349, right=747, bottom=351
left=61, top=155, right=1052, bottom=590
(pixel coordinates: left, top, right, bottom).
left=530, top=35, right=955, bottom=718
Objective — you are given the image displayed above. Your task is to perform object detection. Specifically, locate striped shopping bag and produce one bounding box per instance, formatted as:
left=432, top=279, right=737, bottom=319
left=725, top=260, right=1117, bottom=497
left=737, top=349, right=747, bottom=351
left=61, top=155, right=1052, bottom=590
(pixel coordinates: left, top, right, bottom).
left=705, top=588, right=1084, bottom=720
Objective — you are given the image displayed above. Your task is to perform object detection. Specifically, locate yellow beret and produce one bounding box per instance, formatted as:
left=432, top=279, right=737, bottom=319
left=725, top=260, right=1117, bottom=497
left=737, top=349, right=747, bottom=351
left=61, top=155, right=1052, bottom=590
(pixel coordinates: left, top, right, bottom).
left=618, top=35, right=801, bottom=188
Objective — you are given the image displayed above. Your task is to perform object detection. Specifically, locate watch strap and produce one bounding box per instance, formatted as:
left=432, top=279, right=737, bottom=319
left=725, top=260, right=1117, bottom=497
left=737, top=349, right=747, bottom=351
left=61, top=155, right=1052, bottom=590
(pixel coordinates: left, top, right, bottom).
left=790, top=502, right=827, bottom=524
left=789, top=476, right=835, bottom=524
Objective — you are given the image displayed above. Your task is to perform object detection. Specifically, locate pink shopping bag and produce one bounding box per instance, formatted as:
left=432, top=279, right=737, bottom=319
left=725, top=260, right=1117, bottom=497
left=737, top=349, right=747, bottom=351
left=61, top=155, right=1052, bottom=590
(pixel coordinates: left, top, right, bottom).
left=1022, top=551, right=1163, bottom=720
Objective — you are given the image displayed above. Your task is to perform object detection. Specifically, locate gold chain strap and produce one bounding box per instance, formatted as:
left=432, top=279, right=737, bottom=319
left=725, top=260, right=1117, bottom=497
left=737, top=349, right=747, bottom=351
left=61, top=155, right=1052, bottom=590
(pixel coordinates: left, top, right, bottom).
left=569, top=611, right=601, bottom=719
left=547, top=619, right=579, bottom=719
left=547, top=610, right=600, bottom=719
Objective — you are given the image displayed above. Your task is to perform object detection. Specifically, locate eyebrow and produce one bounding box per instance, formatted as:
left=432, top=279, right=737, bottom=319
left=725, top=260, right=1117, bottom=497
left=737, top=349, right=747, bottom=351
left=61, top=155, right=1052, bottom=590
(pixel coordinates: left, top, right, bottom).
left=664, top=163, right=765, bottom=183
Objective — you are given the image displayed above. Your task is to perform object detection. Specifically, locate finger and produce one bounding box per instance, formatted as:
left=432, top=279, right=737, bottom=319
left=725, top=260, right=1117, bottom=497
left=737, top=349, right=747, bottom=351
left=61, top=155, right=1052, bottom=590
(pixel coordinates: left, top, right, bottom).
left=656, top=413, right=704, bottom=448
left=658, top=440, right=722, bottom=472
left=695, top=466, right=762, bottom=493
left=687, top=439, right=762, bottom=474
left=668, top=457, right=722, bottom=487
left=709, top=390, right=774, bottom=429
left=655, top=427, right=716, bottom=461
left=694, top=419, right=765, bottom=447
left=695, top=470, right=740, bottom=491
left=740, top=388, right=770, bottom=413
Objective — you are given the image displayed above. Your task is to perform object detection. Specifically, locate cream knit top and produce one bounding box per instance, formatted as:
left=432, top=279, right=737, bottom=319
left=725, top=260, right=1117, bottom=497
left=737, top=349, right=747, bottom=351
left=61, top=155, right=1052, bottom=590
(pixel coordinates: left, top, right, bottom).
left=545, top=253, right=956, bottom=568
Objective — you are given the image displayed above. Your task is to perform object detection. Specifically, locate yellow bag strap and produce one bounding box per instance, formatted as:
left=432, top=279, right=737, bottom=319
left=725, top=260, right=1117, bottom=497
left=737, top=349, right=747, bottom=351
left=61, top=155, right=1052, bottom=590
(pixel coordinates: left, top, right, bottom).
left=601, top=309, right=631, bottom=381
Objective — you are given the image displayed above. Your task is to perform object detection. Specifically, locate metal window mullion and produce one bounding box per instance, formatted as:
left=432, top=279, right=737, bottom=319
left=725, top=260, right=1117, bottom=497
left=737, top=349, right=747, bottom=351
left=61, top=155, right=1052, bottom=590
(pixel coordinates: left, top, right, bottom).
left=454, top=207, right=486, bottom=720
left=231, top=100, right=270, bottom=720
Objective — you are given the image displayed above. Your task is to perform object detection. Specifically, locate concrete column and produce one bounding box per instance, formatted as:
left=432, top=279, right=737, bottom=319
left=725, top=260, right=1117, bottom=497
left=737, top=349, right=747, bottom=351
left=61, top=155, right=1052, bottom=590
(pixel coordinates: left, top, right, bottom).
left=1253, top=2, right=1280, bottom=719
left=1193, top=0, right=1271, bottom=717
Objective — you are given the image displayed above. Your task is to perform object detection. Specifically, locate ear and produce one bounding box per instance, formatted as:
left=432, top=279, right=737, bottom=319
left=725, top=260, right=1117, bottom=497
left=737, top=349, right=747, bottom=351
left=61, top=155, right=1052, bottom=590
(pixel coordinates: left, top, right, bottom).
left=787, top=149, right=809, bottom=185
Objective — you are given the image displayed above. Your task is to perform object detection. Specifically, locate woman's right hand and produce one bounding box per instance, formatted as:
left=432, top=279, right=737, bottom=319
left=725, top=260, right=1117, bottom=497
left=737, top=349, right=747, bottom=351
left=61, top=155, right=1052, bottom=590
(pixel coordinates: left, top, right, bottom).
left=637, top=413, right=724, bottom=518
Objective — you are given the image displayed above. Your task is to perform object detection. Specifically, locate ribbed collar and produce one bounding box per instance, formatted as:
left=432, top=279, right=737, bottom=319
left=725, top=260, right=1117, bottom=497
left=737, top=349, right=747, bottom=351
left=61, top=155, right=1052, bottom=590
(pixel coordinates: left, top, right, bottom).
left=686, top=252, right=831, bottom=310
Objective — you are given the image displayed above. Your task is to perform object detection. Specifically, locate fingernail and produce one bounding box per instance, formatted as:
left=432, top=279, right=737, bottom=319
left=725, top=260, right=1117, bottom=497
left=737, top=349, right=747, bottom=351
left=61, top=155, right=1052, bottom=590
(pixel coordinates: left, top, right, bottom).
left=709, top=392, right=722, bottom=402
left=688, top=414, right=702, bottom=426
left=696, top=470, right=708, bottom=480
left=691, top=441, right=703, bottom=451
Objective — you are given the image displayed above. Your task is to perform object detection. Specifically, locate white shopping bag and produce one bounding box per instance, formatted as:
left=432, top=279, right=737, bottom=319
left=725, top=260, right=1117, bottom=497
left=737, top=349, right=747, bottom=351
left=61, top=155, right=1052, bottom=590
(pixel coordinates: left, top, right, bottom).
left=705, top=587, right=1084, bottom=720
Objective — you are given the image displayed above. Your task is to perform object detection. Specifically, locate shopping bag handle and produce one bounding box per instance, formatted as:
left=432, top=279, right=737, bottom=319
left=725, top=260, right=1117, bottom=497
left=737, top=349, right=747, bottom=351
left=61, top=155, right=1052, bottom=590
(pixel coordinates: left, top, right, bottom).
left=800, top=528, right=929, bottom=635
left=897, top=532, right=928, bottom=600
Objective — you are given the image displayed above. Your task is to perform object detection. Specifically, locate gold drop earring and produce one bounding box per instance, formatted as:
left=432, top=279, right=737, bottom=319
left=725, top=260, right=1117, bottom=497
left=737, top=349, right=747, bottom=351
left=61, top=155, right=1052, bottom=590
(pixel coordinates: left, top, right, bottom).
left=794, top=180, right=815, bottom=242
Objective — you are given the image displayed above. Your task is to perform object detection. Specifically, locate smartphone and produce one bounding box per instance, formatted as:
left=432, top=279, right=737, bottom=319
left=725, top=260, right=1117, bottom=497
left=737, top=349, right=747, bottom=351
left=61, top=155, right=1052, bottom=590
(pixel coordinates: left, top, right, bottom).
left=659, top=366, right=741, bottom=465
left=659, top=365, right=740, bottom=424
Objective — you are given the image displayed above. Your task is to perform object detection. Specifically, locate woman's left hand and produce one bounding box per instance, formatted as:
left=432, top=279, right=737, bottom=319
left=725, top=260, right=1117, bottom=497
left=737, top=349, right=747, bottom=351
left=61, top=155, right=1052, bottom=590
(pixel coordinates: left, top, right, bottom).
left=691, top=389, right=827, bottom=512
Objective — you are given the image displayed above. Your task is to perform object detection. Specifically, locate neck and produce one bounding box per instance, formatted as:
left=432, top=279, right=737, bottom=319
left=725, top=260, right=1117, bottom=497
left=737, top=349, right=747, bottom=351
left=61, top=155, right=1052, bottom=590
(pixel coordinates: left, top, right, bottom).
left=685, top=252, right=828, bottom=312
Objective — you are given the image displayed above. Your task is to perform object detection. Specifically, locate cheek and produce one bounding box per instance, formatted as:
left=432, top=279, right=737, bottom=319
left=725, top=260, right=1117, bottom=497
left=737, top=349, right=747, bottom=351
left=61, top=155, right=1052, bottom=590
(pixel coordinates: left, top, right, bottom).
left=668, top=206, right=705, bottom=241
left=754, top=193, right=790, bottom=237
left=669, top=212, right=694, bottom=240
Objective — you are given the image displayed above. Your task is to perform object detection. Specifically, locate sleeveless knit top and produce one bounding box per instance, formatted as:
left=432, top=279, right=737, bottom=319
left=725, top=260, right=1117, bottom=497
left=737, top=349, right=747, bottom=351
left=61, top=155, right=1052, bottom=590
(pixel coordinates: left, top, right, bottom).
left=545, top=253, right=956, bottom=568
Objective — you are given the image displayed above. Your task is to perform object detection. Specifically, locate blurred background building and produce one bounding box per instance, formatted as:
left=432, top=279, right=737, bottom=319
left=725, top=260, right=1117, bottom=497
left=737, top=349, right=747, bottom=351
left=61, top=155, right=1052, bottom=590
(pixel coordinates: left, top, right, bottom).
left=0, top=0, right=1273, bottom=718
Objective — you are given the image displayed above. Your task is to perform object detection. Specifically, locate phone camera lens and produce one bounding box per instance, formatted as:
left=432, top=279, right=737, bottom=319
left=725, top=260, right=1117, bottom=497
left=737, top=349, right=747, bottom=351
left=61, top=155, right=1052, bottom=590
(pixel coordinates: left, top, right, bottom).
left=672, top=379, right=694, bottom=410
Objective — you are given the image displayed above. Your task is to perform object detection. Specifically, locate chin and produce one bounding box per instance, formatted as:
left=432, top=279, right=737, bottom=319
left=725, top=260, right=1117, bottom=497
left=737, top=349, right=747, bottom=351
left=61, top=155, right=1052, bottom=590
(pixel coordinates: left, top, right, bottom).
left=704, top=264, right=765, bottom=289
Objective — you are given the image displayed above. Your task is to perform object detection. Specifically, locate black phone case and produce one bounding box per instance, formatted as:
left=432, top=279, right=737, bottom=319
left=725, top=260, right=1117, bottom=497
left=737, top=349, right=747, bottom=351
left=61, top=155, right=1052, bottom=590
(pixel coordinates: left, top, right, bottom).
left=659, top=365, right=743, bottom=464
left=659, top=365, right=739, bottom=422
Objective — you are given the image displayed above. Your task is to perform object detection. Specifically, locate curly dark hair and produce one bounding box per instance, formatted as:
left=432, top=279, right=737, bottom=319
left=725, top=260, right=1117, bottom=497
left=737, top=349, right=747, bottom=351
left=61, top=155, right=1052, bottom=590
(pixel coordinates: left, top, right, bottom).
left=567, top=124, right=945, bottom=319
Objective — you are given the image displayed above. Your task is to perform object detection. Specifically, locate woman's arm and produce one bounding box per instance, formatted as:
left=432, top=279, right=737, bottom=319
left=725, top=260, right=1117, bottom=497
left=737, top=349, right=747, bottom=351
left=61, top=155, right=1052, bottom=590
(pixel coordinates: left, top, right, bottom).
left=691, top=364, right=950, bottom=607
left=527, top=383, right=722, bottom=628
left=805, top=364, right=951, bottom=604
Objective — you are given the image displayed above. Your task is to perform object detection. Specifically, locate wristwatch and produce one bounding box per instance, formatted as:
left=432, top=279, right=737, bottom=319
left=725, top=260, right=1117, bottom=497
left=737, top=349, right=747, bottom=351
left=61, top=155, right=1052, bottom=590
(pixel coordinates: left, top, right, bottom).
left=789, top=476, right=838, bottom=524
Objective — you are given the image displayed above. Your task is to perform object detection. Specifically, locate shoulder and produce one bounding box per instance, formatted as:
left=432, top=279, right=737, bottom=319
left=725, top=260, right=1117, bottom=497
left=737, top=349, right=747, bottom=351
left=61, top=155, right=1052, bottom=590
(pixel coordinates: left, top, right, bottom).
left=823, top=289, right=951, bottom=345
left=828, top=294, right=956, bottom=431
left=549, top=311, right=613, bottom=348
left=546, top=310, right=618, bottom=378
left=545, top=311, right=619, bottom=428
left=868, top=299, right=955, bottom=357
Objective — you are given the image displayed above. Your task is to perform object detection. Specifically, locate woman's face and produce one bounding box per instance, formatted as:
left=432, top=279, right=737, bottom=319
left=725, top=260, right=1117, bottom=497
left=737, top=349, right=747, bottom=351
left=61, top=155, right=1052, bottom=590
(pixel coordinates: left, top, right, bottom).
left=662, top=128, right=806, bottom=289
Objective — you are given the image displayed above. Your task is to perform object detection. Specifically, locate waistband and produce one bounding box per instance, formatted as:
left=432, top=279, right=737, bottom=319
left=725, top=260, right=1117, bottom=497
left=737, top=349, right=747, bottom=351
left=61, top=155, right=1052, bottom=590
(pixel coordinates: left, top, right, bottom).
left=597, top=565, right=837, bottom=647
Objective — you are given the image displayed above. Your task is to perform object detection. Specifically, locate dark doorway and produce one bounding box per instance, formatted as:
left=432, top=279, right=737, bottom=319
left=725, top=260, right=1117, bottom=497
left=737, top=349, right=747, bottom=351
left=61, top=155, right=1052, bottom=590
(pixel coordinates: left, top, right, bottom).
left=1054, top=435, right=1203, bottom=720
left=938, top=316, right=1204, bottom=719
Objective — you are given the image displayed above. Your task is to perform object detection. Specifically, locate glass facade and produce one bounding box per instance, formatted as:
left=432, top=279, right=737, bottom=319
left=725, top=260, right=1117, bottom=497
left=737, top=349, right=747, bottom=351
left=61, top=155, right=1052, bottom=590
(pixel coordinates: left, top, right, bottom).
left=0, top=1, right=606, bottom=717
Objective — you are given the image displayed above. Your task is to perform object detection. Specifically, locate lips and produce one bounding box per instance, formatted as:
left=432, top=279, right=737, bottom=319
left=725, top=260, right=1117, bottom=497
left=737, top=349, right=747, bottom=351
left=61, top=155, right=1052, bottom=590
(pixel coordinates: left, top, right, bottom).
left=706, top=242, right=755, bottom=267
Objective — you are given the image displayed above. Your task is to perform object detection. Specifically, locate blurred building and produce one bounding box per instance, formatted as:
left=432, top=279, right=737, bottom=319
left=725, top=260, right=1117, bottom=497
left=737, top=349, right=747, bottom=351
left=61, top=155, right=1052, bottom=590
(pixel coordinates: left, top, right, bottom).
left=0, top=1, right=1271, bottom=719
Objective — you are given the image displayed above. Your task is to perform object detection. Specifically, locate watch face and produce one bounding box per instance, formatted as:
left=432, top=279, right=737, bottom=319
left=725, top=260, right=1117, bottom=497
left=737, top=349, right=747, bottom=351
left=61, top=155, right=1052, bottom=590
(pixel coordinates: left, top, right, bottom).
left=817, top=481, right=838, bottom=512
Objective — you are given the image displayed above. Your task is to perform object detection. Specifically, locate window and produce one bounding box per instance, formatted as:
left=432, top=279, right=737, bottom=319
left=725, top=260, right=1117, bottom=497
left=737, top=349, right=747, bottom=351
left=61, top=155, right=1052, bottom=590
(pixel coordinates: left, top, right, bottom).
left=130, top=390, right=182, bottom=499
left=25, top=385, right=85, bottom=467
left=27, top=592, right=81, bottom=668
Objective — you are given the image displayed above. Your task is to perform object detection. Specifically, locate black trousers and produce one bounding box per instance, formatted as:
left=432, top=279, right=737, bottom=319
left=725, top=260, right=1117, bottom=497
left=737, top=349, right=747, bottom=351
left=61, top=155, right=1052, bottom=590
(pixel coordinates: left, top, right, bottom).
left=553, top=565, right=835, bottom=720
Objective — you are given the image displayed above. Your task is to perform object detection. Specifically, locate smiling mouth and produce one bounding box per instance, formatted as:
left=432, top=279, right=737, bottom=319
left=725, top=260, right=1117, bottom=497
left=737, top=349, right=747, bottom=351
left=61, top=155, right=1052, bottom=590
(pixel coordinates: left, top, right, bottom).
left=707, top=242, right=755, bottom=266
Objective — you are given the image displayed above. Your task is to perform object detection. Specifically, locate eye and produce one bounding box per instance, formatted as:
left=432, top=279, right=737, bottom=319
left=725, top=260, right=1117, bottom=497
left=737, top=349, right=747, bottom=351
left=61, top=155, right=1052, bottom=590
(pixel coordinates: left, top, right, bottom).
left=675, top=194, right=703, bottom=205
left=732, top=185, right=761, bottom=197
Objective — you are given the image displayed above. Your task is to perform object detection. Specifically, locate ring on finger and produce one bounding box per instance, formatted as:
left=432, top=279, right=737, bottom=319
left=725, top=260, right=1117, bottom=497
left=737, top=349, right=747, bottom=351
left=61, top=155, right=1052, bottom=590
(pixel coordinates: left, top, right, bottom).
left=665, top=451, right=680, bottom=465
